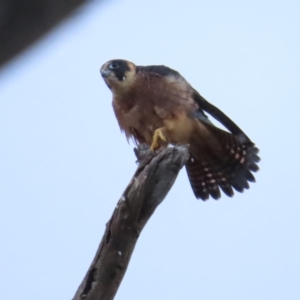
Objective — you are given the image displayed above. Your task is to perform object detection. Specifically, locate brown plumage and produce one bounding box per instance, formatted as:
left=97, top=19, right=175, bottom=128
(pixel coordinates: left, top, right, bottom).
left=100, top=59, right=260, bottom=200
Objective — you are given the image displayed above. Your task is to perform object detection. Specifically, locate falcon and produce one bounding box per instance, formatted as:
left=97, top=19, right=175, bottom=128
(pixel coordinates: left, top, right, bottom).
left=100, top=59, right=260, bottom=200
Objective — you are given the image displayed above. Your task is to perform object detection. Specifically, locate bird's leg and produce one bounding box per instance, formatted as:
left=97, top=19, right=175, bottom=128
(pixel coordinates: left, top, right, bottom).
left=150, top=127, right=167, bottom=151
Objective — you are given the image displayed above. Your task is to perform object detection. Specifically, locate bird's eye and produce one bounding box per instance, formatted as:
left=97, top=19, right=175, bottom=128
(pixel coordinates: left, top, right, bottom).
left=109, top=62, right=119, bottom=69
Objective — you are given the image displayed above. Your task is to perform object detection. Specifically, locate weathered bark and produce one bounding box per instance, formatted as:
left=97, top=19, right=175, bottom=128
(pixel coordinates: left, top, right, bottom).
left=0, top=0, right=105, bottom=68
left=72, top=144, right=189, bottom=300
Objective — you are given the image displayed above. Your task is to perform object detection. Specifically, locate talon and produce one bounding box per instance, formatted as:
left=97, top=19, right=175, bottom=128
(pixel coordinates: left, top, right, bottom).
left=150, top=128, right=167, bottom=151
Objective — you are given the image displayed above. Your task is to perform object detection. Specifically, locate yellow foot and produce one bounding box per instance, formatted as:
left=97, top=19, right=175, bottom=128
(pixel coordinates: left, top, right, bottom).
left=150, top=128, right=167, bottom=151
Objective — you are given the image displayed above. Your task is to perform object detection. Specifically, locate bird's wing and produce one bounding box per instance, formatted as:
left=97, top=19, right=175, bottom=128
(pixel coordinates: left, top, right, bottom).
left=135, top=65, right=199, bottom=120
left=137, top=66, right=250, bottom=142
left=192, top=90, right=251, bottom=143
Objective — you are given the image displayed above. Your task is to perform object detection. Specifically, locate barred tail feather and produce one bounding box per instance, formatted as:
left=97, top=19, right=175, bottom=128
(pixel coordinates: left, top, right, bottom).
left=186, top=129, right=260, bottom=200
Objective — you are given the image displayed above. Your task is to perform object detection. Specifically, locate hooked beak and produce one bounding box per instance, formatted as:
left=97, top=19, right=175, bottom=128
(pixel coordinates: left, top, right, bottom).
left=100, top=68, right=112, bottom=78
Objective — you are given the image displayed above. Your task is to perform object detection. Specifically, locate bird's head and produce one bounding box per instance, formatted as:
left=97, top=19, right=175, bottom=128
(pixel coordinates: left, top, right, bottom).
left=100, top=59, right=136, bottom=94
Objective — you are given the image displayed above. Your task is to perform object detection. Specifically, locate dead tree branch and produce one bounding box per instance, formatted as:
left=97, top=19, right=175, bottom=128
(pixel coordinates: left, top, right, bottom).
left=72, top=144, right=189, bottom=300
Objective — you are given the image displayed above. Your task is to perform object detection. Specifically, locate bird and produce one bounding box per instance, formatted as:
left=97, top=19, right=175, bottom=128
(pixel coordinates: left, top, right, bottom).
left=100, top=59, right=260, bottom=200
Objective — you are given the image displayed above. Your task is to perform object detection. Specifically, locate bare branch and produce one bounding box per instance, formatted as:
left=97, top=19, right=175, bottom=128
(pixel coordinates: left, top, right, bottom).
left=72, top=145, right=189, bottom=300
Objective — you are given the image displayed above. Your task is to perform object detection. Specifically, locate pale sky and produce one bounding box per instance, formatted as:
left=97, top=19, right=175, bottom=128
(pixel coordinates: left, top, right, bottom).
left=1, top=0, right=300, bottom=299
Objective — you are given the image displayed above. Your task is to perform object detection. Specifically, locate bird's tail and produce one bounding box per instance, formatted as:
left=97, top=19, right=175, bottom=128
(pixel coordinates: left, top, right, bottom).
left=185, top=126, right=260, bottom=200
